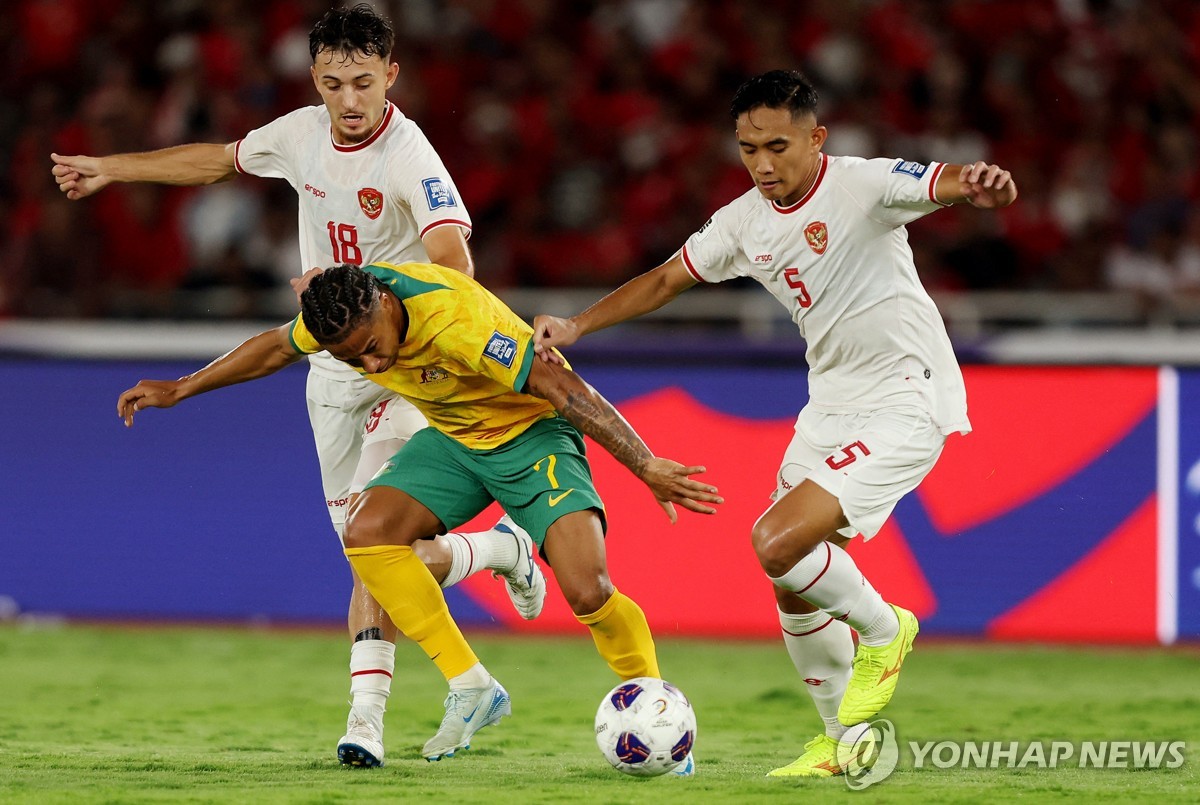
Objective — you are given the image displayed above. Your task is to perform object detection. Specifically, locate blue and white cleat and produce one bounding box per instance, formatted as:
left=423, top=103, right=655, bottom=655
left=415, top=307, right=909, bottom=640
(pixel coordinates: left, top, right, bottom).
left=422, top=678, right=512, bottom=761
left=493, top=516, right=546, bottom=620
left=671, top=751, right=696, bottom=777
left=338, top=706, right=385, bottom=768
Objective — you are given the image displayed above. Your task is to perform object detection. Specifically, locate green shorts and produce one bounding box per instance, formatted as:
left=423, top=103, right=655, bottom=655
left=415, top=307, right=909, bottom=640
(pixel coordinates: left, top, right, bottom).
left=364, top=415, right=606, bottom=546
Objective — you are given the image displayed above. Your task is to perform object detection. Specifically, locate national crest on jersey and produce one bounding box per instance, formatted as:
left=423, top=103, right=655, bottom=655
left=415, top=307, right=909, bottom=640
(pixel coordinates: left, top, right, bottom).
left=420, top=366, right=450, bottom=384
left=804, top=221, right=829, bottom=255
left=358, top=187, right=384, bottom=219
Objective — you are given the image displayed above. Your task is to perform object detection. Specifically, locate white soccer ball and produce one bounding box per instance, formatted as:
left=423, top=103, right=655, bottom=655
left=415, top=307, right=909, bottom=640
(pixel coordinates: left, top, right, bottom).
left=594, top=677, right=697, bottom=777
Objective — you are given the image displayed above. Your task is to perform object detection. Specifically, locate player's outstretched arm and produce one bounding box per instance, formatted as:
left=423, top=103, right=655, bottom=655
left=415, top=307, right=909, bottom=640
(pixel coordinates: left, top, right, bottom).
left=525, top=357, right=722, bottom=522
left=118, top=324, right=302, bottom=427
left=934, top=161, right=1019, bottom=209
left=51, top=143, right=237, bottom=201
left=532, top=255, right=697, bottom=364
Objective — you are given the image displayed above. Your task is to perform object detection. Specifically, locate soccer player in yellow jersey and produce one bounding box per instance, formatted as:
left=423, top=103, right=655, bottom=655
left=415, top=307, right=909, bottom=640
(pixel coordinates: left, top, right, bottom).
left=118, top=262, right=721, bottom=767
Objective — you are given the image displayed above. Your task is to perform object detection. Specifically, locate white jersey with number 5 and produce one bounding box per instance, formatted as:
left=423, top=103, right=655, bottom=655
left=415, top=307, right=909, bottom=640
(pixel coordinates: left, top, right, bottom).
left=681, top=153, right=969, bottom=435
left=234, top=101, right=471, bottom=377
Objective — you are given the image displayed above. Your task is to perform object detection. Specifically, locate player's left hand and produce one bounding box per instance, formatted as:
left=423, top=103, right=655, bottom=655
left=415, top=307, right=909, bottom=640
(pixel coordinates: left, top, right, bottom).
left=958, top=161, right=1018, bottom=208
left=290, top=267, right=324, bottom=301
left=639, top=458, right=722, bottom=523
left=117, top=379, right=185, bottom=427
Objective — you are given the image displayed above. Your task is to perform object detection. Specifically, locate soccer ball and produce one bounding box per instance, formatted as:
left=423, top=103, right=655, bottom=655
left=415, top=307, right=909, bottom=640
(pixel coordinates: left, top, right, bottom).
left=594, top=677, right=696, bottom=777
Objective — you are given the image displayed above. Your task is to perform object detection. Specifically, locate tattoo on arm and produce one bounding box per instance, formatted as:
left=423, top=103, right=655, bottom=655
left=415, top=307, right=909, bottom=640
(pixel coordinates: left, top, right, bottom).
left=556, top=385, right=652, bottom=478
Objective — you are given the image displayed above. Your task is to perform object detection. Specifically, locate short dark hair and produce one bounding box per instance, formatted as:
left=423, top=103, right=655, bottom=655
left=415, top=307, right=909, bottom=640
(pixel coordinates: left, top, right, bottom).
left=300, top=265, right=384, bottom=345
left=730, top=70, right=819, bottom=122
left=309, top=3, right=395, bottom=62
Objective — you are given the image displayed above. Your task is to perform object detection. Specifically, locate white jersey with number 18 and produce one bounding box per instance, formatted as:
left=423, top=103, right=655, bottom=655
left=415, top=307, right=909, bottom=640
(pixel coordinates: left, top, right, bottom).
left=234, top=101, right=472, bottom=377
left=681, top=153, right=969, bottom=435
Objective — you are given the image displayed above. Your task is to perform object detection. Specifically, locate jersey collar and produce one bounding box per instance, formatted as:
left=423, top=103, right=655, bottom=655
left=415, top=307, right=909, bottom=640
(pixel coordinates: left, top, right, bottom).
left=331, top=102, right=395, bottom=152
left=771, top=153, right=828, bottom=214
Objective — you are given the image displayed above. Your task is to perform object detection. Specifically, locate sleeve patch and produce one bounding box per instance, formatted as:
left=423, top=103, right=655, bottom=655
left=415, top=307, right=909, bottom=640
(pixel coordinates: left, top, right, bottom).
left=892, top=160, right=928, bottom=179
left=483, top=331, right=518, bottom=368
left=422, top=177, right=457, bottom=210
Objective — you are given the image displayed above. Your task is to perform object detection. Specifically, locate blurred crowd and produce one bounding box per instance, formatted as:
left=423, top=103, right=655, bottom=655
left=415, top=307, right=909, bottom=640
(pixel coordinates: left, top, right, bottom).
left=2, top=0, right=1200, bottom=320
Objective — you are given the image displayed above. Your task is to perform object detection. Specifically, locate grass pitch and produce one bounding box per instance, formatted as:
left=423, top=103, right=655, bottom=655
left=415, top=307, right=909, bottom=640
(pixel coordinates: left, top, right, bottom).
left=0, top=624, right=1195, bottom=804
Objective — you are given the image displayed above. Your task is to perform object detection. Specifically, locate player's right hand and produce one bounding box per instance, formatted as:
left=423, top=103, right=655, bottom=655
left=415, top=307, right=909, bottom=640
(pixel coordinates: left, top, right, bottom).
left=50, top=153, right=111, bottom=200
left=531, top=315, right=578, bottom=364
left=117, top=380, right=185, bottom=427
left=639, top=458, right=722, bottom=523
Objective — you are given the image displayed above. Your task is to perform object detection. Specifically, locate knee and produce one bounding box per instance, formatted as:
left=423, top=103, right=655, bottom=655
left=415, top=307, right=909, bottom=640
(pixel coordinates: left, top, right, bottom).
left=751, top=514, right=821, bottom=579
left=562, top=574, right=615, bottom=618
left=343, top=505, right=402, bottom=551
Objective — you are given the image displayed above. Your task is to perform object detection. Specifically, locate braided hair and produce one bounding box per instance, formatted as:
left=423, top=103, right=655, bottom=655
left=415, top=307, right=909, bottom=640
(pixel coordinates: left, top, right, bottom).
left=300, top=265, right=384, bottom=345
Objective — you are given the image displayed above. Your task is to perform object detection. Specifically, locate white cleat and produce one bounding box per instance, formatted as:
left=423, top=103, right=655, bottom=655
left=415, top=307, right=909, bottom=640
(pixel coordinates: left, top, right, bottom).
left=492, top=516, right=546, bottom=620
left=422, top=679, right=512, bottom=761
left=671, top=751, right=696, bottom=777
left=338, top=706, right=385, bottom=768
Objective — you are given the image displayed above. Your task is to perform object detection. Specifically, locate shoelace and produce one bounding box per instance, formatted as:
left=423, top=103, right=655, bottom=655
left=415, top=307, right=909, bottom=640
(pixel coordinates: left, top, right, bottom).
left=345, top=714, right=379, bottom=738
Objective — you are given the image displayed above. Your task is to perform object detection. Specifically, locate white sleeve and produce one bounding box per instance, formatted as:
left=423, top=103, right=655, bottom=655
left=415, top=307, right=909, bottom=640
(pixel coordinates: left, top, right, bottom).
left=388, top=127, right=472, bottom=240
left=233, top=108, right=309, bottom=185
left=854, top=157, right=950, bottom=228
left=679, top=201, right=748, bottom=284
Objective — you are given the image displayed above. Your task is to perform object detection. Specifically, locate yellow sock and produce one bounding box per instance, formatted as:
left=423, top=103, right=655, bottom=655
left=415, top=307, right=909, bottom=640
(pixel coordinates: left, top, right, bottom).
left=345, top=544, right=478, bottom=680
left=576, top=589, right=660, bottom=679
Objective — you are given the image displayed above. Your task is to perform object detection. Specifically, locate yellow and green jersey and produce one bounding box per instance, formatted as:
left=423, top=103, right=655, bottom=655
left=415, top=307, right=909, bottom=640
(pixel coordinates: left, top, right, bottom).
left=288, top=262, right=563, bottom=450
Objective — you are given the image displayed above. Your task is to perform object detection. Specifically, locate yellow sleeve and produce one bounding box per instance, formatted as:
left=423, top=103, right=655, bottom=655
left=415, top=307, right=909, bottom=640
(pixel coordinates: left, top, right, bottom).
left=287, top=315, right=322, bottom=354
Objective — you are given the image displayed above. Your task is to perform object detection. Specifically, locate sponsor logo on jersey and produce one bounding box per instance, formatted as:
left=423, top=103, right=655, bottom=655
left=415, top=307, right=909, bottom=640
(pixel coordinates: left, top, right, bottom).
left=358, top=187, right=384, bottom=219
left=420, top=366, right=450, bottom=383
left=754, top=253, right=773, bottom=264
left=422, top=177, right=457, bottom=210
left=804, top=221, right=829, bottom=255
left=304, top=183, right=326, bottom=198
left=483, top=331, right=518, bottom=368
left=892, top=160, right=928, bottom=179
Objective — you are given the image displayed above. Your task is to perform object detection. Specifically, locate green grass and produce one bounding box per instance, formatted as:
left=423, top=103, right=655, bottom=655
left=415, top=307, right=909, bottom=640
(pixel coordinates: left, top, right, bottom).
left=0, top=624, right=1195, bottom=803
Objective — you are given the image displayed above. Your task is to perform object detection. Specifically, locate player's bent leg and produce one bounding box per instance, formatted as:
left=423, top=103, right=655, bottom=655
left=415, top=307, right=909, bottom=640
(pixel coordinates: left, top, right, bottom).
left=545, top=510, right=661, bottom=680
left=757, top=481, right=913, bottom=723
left=750, top=481, right=848, bottom=578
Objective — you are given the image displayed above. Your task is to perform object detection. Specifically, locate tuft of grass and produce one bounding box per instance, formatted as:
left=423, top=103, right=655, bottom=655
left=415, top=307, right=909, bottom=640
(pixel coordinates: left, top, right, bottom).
left=0, top=625, right=1195, bottom=803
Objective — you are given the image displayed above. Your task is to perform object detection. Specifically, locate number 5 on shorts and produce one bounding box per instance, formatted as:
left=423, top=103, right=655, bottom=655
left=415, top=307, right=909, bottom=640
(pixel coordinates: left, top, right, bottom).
left=826, top=440, right=870, bottom=470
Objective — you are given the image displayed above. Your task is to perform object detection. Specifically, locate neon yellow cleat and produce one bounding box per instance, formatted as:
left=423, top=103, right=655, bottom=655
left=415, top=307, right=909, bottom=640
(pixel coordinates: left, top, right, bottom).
left=838, top=604, right=919, bottom=725
left=766, top=734, right=844, bottom=778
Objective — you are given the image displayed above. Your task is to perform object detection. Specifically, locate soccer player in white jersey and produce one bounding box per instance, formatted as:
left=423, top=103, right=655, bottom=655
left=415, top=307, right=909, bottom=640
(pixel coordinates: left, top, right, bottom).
left=51, top=4, right=545, bottom=768
left=532, top=70, right=1018, bottom=778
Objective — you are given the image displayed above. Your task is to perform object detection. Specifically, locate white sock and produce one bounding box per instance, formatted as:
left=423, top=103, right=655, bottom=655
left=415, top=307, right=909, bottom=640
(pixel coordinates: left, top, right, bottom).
left=779, top=608, right=854, bottom=739
left=440, top=525, right=521, bottom=588
left=448, top=661, right=492, bottom=691
left=349, top=639, right=395, bottom=715
left=770, top=542, right=899, bottom=646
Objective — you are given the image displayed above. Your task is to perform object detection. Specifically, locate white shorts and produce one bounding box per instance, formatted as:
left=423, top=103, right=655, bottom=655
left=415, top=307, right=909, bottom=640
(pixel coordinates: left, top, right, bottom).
left=774, top=405, right=946, bottom=540
left=306, top=369, right=428, bottom=531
